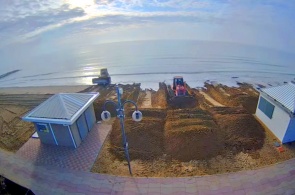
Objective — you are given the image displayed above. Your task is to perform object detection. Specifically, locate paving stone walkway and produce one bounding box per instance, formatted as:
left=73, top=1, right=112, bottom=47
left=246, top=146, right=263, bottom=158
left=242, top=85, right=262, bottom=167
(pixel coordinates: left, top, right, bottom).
left=1, top=124, right=295, bottom=194
left=16, top=124, right=111, bottom=171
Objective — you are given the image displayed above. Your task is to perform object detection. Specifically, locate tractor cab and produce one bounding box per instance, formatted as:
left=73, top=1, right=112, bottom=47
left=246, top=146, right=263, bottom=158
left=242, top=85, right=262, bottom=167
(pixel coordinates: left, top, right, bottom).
left=173, top=76, right=184, bottom=90
left=92, top=68, right=111, bottom=85
left=100, top=68, right=109, bottom=77
left=172, top=76, right=187, bottom=96
left=166, top=76, right=196, bottom=108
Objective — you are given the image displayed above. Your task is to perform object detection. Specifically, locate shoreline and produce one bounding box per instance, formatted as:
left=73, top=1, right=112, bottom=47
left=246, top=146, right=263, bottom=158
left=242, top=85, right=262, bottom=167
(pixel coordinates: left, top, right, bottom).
left=0, top=85, right=91, bottom=94
left=0, top=81, right=249, bottom=95
left=0, top=78, right=291, bottom=95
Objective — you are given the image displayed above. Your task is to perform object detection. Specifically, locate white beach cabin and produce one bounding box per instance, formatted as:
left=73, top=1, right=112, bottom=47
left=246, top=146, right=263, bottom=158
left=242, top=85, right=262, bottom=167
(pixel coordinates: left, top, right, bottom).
left=22, top=93, right=99, bottom=148
left=255, top=82, right=295, bottom=143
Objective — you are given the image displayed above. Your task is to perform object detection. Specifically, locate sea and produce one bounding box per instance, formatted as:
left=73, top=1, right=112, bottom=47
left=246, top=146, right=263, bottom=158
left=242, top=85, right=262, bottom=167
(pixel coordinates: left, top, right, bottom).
left=0, top=40, right=294, bottom=90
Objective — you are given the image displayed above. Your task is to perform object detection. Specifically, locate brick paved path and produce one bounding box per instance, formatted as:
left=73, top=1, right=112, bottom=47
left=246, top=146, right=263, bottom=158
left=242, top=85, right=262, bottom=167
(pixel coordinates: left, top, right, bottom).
left=1, top=124, right=295, bottom=194
left=16, top=124, right=111, bottom=171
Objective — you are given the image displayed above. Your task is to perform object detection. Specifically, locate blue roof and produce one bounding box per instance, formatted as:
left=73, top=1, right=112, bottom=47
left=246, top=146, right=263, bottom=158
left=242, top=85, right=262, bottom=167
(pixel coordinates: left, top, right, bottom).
left=22, top=93, right=99, bottom=125
left=261, top=82, right=295, bottom=114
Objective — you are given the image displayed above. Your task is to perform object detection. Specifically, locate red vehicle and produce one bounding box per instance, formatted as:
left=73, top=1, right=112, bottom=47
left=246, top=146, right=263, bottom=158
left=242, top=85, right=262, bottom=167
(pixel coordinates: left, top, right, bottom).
left=172, top=76, right=189, bottom=96
left=166, top=76, right=196, bottom=108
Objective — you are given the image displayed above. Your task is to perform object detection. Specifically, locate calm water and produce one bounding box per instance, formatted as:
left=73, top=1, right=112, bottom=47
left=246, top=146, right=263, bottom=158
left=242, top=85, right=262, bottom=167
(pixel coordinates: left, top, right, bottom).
left=0, top=40, right=294, bottom=89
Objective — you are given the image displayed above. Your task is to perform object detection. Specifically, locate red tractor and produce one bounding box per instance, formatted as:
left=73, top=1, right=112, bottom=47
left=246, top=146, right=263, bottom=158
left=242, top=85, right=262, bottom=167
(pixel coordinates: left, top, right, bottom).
left=172, top=76, right=189, bottom=96
left=166, top=76, right=196, bottom=108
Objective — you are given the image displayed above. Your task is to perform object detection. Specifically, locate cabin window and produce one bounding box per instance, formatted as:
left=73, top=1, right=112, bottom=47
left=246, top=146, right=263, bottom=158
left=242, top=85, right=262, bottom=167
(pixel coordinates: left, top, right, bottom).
left=258, top=97, right=275, bottom=119
left=36, top=123, right=49, bottom=133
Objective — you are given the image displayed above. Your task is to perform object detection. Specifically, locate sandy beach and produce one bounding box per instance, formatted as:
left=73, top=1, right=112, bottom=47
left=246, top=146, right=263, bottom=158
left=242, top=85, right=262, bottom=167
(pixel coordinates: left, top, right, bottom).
left=0, top=85, right=91, bottom=95
left=1, top=83, right=295, bottom=177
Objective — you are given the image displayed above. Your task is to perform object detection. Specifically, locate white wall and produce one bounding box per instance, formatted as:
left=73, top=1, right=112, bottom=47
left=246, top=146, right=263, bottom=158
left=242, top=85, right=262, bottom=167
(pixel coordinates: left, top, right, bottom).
left=255, top=94, right=291, bottom=142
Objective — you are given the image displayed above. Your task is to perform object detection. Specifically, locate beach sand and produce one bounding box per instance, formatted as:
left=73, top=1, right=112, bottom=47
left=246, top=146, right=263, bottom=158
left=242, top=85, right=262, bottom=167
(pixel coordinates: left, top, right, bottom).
left=92, top=82, right=295, bottom=177
left=1, top=83, right=295, bottom=177
left=0, top=85, right=91, bottom=94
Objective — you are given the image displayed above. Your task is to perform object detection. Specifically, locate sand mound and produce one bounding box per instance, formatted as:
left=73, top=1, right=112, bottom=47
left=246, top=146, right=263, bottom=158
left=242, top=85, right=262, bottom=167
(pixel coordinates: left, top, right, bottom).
left=204, top=83, right=259, bottom=113
left=164, top=109, right=224, bottom=161
left=235, top=95, right=259, bottom=114
left=210, top=107, right=265, bottom=151
left=0, top=117, right=3, bottom=134
left=152, top=83, right=168, bottom=108
left=0, top=105, right=34, bottom=152
left=210, top=107, right=248, bottom=115
left=151, top=82, right=168, bottom=108
left=168, top=96, right=197, bottom=109
left=120, top=84, right=141, bottom=106
left=93, top=84, right=141, bottom=120
left=126, top=108, right=167, bottom=119
left=110, top=109, right=166, bottom=161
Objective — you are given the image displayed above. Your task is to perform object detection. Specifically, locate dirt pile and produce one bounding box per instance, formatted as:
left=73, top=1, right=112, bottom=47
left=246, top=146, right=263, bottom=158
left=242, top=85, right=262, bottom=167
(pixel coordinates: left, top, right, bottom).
left=109, top=109, right=166, bottom=161
left=151, top=82, right=168, bottom=108
left=164, top=109, right=224, bottom=161
left=204, top=83, right=259, bottom=113
left=0, top=94, right=51, bottom=108
left=136, top=90, right=148, bottom=107
left=92, top=83, right=295, bottom=177
left=204, top=83, right=233, bottom=105
left=93, top=99, right=117, bottom=121
left=168, top=96, right=197, bottom=109
left=209, top=107, right=248, bottom=115
left=165, top=82, right=198, bottom=109
left=210, top=107, right=265, bottom=152
left=0, top=106, right=34, bottom=152
left=119, top=84, right=141, bottom=105
left=93, top=84, right=141, bottom=120
left=191, top=89, right=210, bottom=109
left=234, top=95, right=259, bottom=114
left=109, top=107, right=226, bottom=162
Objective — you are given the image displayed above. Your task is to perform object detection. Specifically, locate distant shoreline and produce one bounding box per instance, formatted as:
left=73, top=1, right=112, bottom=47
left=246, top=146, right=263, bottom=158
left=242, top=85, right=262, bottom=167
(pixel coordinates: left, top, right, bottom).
left=0, top=85, right=91, bottom=94
left=0, top=81, right=280, bottom=95
left=1, top=77, right=292, bottom=96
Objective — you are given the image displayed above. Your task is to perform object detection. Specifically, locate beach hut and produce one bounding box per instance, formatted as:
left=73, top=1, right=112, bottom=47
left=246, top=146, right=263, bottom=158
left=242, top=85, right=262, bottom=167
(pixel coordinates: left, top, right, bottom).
left=22, top=93, right=99, bottom=148
left=255, top=82, right=295, bottom=143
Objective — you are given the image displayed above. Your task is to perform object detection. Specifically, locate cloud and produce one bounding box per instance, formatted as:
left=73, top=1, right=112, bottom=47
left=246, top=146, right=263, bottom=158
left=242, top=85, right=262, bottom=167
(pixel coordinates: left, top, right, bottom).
left=0, top=0, right=294, bottom=53
left=0, top=0, right=66, bottom=22
left=0, top=1, right=86, bottom=46
left=0, top=0, right=221, bottom=44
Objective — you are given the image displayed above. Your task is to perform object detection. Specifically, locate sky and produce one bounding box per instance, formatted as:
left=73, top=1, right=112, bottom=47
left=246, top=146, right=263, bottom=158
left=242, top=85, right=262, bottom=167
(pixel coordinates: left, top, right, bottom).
left=0, top=0, right=295, bottom=53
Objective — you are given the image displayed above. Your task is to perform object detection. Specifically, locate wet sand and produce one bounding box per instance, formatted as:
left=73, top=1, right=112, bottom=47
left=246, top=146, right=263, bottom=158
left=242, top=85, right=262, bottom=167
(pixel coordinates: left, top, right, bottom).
left=0, top=85, right=91, bottom=95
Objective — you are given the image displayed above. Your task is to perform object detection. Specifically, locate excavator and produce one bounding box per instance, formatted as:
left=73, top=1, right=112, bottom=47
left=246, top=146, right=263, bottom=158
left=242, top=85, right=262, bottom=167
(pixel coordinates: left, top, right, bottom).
left=166, top=76, right=196, bottom=108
